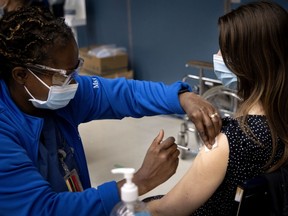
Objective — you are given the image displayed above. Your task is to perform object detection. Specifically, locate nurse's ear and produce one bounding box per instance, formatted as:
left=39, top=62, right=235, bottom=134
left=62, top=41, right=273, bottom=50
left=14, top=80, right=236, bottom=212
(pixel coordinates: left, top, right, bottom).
left=11, top=67, right=29, bottom=85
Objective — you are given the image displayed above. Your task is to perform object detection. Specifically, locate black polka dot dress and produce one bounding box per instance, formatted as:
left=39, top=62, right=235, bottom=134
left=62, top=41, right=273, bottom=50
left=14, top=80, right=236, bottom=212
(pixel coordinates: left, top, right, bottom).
left=192, top=116, right=284, bottom=216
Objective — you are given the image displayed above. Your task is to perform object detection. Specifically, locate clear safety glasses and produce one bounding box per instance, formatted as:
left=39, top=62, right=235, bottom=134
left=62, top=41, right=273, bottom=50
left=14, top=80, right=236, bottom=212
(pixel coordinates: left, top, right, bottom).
left=25, top=58, right=84, bottom=86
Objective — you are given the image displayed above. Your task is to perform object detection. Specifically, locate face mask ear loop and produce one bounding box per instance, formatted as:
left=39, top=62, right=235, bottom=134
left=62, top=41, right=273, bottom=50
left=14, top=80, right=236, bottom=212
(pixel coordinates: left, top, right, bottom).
left=27, top=68, right=51, bottom=89
left=61, top=69, right=78, bottom=86
left=62, top=74, right=72, bottom=86
left=24, top=85, right=36, bottom=100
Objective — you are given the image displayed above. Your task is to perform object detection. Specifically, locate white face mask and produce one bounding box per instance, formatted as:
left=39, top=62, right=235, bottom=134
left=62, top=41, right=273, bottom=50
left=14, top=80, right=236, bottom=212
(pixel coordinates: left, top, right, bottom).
left=24, top=70, right=79, bottom=110
left=213, top=54, right=237, bottom=90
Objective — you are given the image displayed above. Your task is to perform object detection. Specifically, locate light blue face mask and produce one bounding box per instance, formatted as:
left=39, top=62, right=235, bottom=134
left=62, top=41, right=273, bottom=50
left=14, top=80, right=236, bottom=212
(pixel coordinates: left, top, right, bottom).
left=213, top=54, right=237, bottom=90
left=24, top=70, right=79, bottom=110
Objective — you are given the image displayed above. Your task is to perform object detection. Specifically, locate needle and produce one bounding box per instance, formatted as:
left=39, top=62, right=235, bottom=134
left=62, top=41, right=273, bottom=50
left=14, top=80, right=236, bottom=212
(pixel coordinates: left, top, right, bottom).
left=177, top=144, right=190, bottom=151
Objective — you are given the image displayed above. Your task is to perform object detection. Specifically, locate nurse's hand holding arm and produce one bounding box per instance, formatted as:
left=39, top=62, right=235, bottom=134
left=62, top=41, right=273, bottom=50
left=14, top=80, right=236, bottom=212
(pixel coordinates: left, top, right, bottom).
left=179, top=92, right=221, bottom=149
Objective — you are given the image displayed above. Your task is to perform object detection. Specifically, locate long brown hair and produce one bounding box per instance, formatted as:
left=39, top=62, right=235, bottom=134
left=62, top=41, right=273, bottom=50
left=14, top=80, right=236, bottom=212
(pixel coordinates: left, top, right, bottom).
left=218, top=1, right=288, bottom=171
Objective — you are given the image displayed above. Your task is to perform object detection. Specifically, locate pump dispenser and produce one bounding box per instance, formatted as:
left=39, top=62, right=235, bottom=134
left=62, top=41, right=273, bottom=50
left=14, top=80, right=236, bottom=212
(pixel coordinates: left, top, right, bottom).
left=110, top=168, right=151, bottom=216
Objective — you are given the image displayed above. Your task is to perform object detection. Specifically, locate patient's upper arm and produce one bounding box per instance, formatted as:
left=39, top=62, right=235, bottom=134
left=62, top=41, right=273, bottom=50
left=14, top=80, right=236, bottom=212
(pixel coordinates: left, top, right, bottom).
left=148, top=132, right=229, bottom=216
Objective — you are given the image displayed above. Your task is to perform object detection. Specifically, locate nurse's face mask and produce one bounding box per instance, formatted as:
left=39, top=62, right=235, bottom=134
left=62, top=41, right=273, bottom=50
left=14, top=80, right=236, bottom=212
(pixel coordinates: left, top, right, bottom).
left=213, top=54, right=237, bottom=90
left=24, top=58, right=83, bottom=110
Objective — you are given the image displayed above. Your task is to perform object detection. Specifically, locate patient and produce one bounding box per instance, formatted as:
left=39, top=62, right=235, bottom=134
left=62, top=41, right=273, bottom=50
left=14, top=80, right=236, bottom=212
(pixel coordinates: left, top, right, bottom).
left=147, top=1, right=288, bottom=215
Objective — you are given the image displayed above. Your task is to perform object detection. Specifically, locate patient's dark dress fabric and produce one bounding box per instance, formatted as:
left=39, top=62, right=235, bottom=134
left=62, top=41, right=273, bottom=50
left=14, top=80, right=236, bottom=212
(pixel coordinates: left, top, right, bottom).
left=192, top=115, right=284, bottom=216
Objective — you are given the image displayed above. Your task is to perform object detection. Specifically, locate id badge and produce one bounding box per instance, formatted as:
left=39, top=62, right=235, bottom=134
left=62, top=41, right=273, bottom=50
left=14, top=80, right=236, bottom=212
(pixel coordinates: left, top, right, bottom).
left=64, top=169, right=84, bottom=192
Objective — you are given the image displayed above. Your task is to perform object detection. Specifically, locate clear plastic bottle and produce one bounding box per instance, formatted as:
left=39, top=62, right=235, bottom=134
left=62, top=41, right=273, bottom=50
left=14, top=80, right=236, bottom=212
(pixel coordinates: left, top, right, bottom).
left=110, top=168, right=151, bottom=216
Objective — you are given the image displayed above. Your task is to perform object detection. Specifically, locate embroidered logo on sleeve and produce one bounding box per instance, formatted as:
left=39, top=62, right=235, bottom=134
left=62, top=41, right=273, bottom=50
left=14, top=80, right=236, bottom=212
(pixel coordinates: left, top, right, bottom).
left=92, top=77, right=99, bottom=89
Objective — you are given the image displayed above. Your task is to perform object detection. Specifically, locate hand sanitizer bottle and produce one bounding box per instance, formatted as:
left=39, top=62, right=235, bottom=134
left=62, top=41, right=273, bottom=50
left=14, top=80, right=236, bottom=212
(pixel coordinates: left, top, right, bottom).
left=110, top=168, right=151, bottom=216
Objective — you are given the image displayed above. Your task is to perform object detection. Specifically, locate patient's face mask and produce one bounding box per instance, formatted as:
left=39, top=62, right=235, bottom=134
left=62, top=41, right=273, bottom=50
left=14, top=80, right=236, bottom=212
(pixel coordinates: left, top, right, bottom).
left=24, top=70, right=79, bottom=110
left=213, top=54, right=237, bottom=90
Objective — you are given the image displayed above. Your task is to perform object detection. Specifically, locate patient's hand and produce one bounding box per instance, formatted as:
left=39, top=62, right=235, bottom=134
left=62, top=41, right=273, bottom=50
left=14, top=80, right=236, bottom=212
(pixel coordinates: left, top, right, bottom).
left=133, top=129, right=180, bottom=195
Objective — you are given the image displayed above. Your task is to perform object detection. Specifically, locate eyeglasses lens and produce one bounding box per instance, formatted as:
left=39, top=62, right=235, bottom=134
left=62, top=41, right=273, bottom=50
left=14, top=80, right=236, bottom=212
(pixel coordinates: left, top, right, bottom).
left=26, top=58, right=83, bottom=86
left=52, top=71, right=77, bottom=86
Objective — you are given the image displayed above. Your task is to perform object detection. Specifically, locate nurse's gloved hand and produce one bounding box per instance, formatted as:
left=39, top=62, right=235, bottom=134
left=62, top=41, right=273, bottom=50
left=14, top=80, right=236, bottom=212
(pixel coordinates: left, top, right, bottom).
left=133, top=129, right=179, bottom=195
left=179, top=92, right=221, bottom=149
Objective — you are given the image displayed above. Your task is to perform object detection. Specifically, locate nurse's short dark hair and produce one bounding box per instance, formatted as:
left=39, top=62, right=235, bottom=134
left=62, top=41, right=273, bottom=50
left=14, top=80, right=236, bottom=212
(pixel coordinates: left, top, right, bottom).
left=0, top=6, right=74, bottom=80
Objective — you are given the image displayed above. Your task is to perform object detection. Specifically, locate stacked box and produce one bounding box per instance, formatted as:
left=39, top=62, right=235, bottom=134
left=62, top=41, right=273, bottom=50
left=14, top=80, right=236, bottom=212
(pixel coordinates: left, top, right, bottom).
left=79, top=46, right=129, bottom=77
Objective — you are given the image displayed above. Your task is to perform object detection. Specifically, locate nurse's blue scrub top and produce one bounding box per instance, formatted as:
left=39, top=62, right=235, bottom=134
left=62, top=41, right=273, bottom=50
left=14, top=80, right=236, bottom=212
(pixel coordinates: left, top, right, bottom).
left=37, top=115, right=81, bottom=192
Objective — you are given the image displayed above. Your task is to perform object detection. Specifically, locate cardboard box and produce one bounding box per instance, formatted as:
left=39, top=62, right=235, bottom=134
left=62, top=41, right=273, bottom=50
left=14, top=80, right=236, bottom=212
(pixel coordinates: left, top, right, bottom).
left=80, top=67, right=127, bottom=76
left=103, top=70, right=133, bottom=79
left=79, top=46, right=128, bottom=75
left=80, top=68, right=133, bottom=79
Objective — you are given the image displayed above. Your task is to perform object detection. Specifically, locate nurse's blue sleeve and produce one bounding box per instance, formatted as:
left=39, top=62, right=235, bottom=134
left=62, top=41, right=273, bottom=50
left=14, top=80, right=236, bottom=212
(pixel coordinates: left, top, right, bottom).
left=0, top=136, right=120, bottom=216
left=71, top=75, right=191, bottom=123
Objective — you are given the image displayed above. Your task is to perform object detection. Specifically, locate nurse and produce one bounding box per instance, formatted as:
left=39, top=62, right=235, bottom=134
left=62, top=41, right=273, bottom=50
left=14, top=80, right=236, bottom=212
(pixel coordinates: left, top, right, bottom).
left=0, top=6, right=220, bottom=216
